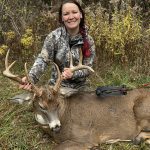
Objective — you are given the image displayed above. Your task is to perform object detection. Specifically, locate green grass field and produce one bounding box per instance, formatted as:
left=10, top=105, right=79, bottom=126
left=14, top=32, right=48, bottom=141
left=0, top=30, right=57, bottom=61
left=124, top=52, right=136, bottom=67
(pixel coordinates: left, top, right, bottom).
left=0, top=72, right=150, bottom=150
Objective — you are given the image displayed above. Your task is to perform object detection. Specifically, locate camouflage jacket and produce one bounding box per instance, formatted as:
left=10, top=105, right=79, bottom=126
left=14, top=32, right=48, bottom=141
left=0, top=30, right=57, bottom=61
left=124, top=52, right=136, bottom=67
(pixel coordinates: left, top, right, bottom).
left=29, top=26, right=95, bottom=89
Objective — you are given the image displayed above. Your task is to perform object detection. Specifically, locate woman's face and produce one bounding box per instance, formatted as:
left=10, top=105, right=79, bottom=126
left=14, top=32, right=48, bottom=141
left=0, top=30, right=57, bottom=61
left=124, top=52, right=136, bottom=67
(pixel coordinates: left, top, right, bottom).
left=61, top=3, right=82, bottom=32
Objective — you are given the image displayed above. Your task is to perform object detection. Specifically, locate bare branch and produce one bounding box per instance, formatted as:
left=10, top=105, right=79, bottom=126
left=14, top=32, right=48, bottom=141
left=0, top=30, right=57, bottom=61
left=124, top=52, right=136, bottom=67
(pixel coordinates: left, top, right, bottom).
left=6, top=13, right=21, bottom=36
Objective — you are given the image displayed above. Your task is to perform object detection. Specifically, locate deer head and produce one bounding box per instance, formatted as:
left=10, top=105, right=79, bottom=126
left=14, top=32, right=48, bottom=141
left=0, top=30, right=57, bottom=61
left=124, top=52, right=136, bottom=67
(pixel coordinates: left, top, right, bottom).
left=3, top=49, right=94, bottom=132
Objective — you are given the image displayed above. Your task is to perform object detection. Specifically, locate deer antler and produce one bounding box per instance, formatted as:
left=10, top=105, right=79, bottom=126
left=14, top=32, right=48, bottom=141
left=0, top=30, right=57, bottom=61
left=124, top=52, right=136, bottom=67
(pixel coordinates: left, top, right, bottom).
left=3, top=49, right=24, bottom=84
left=53, top=62, right=62, bottom=92
left=24, top=63, right=43, bottom=96
left=53, top=48, right=94, bottom=92
left=3, top=50, right=43, bottom=97
left=69, top=48, right=94, bottom=72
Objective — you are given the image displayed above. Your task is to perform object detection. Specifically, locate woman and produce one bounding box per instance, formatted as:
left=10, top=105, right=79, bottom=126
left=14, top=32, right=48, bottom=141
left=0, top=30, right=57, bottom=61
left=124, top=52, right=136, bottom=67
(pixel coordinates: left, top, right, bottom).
left=20, top=0, right=95, bottom=96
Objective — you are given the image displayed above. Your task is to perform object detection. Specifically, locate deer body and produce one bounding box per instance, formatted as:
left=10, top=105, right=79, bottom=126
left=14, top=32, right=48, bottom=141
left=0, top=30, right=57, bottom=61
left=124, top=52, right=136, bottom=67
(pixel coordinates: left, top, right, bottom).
left=3, top=50, right=150, bottom=150
left=34, top=88, right=150, bottom=150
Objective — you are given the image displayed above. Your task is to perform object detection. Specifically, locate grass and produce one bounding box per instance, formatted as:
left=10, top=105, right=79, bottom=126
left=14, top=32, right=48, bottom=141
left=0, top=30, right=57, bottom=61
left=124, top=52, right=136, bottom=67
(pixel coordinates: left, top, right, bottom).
left=0, top=74, right=55, bottom=150
left=1, top=65, right=150, bottom=150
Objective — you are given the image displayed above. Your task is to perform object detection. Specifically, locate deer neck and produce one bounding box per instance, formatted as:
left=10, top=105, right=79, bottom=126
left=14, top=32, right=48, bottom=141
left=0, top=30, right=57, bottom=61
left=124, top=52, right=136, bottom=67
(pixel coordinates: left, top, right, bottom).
left=58, top=95, right=68, bottom=119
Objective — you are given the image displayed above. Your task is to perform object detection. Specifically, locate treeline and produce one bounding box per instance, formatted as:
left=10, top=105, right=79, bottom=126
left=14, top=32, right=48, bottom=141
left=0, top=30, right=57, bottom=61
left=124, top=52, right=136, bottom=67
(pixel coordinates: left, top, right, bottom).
left=0, top=0, right=150, bottom=75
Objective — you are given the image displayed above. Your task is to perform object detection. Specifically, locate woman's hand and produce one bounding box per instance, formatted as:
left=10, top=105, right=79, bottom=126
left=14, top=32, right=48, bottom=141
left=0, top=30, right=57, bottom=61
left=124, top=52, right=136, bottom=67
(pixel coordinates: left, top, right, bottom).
left=62, top=68, right=73, bottom=79
left=19, top=76, right=32, bottom=91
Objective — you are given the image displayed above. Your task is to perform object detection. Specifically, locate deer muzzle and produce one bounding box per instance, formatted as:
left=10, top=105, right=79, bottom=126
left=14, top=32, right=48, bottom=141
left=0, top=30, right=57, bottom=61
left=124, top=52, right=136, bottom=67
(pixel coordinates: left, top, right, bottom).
left=35, top=111, right=61, bottom=132
left=48, top=111, right=61, bottom=132
left=49, top=120, right=61, bottom=132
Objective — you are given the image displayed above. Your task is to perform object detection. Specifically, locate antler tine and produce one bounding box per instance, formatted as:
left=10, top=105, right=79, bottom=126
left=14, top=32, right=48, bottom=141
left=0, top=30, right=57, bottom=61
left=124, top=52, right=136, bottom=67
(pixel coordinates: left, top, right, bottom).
left=3, top=49, right=24, bottom=84
left=24, top=62, right=32, bottom=84
left=69, top=48, right=94, bottom=73
left=69, top=51, right=73, bottom=68
left=24, top=63, right=42, bottom=95
left=78, top=48, right=83, bottom=65
left=53, top=62, right=63, bottom=92
left=5, top=49, right=15, bottom=69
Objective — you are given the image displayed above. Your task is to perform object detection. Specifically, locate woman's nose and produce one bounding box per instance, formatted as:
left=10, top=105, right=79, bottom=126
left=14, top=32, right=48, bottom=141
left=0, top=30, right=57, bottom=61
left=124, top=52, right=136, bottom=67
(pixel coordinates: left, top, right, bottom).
left=68, top=13, right=74, bottom=19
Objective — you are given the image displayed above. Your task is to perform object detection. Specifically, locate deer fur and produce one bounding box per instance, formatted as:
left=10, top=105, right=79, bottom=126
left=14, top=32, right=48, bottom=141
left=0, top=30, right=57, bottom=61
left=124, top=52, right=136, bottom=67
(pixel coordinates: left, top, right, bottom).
left=3, top=50, right=150, bottom=150
left=33, top=87, right=150, bottom=150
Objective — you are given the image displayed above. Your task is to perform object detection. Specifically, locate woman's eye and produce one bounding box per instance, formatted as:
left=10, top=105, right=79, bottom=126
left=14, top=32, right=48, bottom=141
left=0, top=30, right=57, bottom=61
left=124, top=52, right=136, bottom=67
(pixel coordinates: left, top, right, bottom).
left=63, top=13, right=68, bottom=16
left=73, top=11, right=77, bottom=14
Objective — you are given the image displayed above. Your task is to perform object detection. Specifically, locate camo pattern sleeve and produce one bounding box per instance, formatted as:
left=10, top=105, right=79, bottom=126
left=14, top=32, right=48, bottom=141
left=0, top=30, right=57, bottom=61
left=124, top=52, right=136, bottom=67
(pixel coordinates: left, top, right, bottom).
left=72, top=35, right=95, bottom=80
left=29, top=32, right=55, bottom=83
left=28, top=26, right=95, bottom=88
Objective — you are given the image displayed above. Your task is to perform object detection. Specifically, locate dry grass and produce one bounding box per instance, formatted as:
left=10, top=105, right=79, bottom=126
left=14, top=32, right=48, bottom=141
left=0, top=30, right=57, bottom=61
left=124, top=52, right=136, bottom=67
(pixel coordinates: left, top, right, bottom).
left=1, top=69, right=150, bottom=150
left=0, top=74, right=55, bottom=150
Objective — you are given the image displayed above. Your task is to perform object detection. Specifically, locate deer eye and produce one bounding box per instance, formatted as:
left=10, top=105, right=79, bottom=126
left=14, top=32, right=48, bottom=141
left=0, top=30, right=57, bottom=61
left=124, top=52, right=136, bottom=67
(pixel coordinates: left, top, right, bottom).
left=39, top=102, right=46, bottom=111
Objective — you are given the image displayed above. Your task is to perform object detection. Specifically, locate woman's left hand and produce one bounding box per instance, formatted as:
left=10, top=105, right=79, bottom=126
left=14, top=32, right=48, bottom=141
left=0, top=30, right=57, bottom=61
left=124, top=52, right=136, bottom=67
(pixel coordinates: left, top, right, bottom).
left=62, top=68, right=73, bottom=79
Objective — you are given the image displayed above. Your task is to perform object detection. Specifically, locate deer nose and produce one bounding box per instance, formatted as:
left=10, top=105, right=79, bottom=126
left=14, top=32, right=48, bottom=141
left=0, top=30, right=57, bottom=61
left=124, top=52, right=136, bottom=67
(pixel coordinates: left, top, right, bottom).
left=51, top=124, right=61, bottom=132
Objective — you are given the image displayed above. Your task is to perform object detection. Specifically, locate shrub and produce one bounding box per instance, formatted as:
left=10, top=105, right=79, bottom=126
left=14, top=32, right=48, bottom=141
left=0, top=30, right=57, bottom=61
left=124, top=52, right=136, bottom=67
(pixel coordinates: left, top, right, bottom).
left=85, top=2, right=150, bottom=74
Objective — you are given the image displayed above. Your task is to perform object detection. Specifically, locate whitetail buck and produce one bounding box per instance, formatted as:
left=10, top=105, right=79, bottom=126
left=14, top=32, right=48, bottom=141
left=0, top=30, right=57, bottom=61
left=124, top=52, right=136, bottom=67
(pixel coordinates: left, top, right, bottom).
left=3, top=50, right=150, bottom=150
